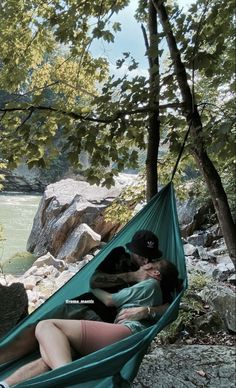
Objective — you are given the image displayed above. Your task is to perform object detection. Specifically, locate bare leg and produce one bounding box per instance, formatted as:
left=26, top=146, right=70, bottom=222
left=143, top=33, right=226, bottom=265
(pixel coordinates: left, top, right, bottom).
left=35, top=320, right=83, bottom=369
left=1, top=319, right=131, bottom=387
left=4, top=358, right=49, bottom=387
left=35, top=319, right=131, bottom=371
left=0, top=304, right=69, bottom=365
left=0, top=326, right=38, bottom=365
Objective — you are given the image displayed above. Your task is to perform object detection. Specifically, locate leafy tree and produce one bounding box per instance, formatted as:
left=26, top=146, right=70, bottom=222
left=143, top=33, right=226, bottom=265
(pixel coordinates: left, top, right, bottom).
left=152, top=0, right=235, bottom=266
left=0, top=0, right=235, bottom=265
left=0, top=0, right=111, bottom=175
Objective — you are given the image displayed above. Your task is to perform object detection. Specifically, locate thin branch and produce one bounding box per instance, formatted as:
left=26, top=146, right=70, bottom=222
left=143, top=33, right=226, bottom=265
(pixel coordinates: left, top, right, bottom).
left=0, top=105, right=152, bottom=123
left=0, top=102, right=184, bottom=124
left=4, top=78, right=97, bottom=107
left=16, top=108, right=34, bottom=131
left=59, top=80, right=97, bottom=97
left=0, top=111, right=7, bottom=123
left=141, top=23, right=152, bottom=69
left=5, top=82, right=60, bottom=104
left=23, top=30, right=40, bottom=55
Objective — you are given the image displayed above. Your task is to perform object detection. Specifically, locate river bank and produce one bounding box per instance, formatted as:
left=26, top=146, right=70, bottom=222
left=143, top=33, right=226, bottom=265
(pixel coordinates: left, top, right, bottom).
left=0, top=192, right=41, bottom=274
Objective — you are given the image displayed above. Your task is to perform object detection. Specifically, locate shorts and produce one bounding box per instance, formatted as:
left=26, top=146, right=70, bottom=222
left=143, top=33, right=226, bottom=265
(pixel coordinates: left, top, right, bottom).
left=79, top=320, right=132, bottom=355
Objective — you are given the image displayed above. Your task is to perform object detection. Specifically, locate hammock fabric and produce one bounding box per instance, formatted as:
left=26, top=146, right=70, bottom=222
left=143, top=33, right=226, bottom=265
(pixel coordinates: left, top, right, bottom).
left=0, top=182, right=187, bottom=387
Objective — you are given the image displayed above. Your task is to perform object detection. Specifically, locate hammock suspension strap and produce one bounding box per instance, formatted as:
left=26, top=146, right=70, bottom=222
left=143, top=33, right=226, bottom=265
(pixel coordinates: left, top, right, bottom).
left=170, top=119, right=192, bottom=182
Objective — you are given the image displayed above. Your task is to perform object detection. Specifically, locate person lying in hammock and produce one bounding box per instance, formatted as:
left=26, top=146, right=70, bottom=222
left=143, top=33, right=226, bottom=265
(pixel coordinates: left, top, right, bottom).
left=0, top=230, right=176, bottom=385
left=73, top=229, right=171, bottom=323
left=0, top=259, right=182, bottom=388
left=0, top=230, right=169, bottom=367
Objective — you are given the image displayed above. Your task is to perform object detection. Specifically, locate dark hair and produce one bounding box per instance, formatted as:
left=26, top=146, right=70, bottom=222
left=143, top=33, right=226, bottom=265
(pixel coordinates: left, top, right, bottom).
left=158, top=260, right=183, bottom=303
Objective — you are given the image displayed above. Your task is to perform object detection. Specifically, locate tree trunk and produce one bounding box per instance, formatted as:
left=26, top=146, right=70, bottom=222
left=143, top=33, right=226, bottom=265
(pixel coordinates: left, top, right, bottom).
left=146, top=0, right=160, bottom=201
left=153, top=0, right=236, bottom=267
left=194, top=146, right=236, bottom=267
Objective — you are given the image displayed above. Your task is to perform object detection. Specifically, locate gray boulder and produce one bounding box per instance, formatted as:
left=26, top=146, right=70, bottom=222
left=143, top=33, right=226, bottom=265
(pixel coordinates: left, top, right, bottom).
left=197, top=246, right=209, bottom=261
left=193, top=311, right=225, bottom=334
left=57, top=223, right=101, bottom=263
left=0, top=283, right=28, bottom=338
left=27, top=179, right=122, bottom=261
left=199, top=284, right=236, bottom=332
left=33, top=252, right=67, bottom=271
left=134, top=345, right=235, bottom=387
left=187, top=232, right=214, bottom=248
left=178, top=198, right=215, bottom=239
left=212, top=262, right=235, bottom=282
left=183, top=243, right=199, bottom=258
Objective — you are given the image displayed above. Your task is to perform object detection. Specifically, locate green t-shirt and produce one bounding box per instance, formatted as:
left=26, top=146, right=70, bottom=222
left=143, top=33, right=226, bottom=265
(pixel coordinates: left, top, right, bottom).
left=112, top=278, right=163, bottom=334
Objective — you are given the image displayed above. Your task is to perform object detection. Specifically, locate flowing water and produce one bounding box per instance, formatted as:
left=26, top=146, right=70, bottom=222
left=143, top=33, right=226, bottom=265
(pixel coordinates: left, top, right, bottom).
left=0, top=193, right=41, bottom=275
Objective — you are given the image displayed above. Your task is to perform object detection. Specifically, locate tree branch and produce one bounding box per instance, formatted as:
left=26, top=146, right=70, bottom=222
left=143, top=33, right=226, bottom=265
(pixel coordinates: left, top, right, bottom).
left=141, top=23, right=152, bottom=69
left=0, top=102, right=184, bottom=125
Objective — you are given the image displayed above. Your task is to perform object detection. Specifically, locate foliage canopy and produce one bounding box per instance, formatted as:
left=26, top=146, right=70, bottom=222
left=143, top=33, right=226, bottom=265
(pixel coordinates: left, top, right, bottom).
left=0, top=0, right=235, bottom=195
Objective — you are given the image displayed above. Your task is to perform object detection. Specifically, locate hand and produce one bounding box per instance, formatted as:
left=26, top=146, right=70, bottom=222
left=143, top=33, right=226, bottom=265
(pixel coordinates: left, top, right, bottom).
left=131, top=266, right=152, bottom=282
left=115, top=307, right=147, bottom=323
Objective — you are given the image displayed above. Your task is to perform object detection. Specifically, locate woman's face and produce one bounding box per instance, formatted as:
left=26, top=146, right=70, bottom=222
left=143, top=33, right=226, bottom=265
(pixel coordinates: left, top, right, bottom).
left=141, top=261, right=162, bottom=280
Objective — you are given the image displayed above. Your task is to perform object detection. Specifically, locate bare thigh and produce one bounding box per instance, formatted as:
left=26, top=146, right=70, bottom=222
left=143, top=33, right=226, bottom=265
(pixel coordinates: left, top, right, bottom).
left=36, top=319, right=131, bottom=356
left=79, top=320, right=132, bottom=355
left=35, top=319, right=84, bottom=354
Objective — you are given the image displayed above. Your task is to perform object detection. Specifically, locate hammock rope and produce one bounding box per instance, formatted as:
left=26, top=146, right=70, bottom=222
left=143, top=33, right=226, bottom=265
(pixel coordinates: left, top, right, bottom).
left=170, top=119, right=192, bottom=182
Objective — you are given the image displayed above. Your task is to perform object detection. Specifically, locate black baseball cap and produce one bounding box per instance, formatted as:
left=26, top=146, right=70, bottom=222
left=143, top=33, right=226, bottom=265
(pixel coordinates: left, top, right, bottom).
left=126, top=230, right=162, bottom=260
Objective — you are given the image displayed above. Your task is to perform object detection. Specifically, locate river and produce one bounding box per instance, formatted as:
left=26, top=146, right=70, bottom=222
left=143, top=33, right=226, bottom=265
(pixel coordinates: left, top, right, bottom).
left=0, top=193, right=41, bottom=275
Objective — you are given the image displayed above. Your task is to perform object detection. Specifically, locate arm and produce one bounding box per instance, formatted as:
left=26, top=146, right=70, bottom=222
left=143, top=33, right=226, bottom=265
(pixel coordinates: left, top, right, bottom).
left=91, top=288, right=116, bottom=307
left=90, top=271, right=133, bottom=288
left=115, top=303, right=170, bottom=323
left=90, top=267, right=151, bottom=289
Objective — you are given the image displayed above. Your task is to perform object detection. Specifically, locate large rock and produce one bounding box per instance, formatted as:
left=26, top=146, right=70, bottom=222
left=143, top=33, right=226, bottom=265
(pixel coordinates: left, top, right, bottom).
left=187, top=232, right=213, bottom=247
left=183, top=243, right=199, bottom=258
left=33, top=252, right=67, bottom=271
left=192, top=311, right=225, bottom=334
left=27, top=179, right=123, bottom=260
left=212, top=262, right=235, bottom=282
left=0, top=283, right=28, bottom=338
left=57, top=223, right=101, bottom=263
left=199, top=284, right=236, bottom=332
left=134, top=345, right=235, bottom=387
left=178, top=197, right=215, bottom=238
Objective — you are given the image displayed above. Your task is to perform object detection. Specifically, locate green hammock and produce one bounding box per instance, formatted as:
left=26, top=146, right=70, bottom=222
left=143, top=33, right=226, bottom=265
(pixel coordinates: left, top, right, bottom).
left=0, top=182, right=187, bottom=387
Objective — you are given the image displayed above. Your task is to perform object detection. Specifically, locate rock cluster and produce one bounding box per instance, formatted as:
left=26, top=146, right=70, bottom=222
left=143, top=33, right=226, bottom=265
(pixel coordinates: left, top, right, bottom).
left=181, top=223, right=235, bottom=334
left=1, top=223, right=235, bottom=335
left=0, top=252, right=95, bottom=313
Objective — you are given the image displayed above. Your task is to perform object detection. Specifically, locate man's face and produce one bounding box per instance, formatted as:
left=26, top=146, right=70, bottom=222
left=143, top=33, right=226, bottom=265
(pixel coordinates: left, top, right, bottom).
left=131, top=252, right=149, bottom=267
